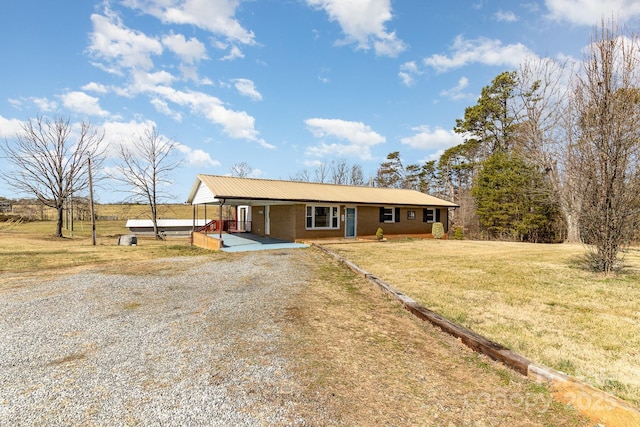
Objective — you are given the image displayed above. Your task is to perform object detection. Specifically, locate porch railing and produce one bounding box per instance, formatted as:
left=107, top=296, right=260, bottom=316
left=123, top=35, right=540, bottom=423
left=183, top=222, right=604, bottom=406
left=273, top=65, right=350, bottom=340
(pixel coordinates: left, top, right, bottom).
left=196, top=220, right=252, bottom=233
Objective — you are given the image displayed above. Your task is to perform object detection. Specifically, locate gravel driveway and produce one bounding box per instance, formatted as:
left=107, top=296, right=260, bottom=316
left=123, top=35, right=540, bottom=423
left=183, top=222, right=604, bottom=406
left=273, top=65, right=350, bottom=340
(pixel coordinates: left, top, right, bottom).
left=0, top=251, right=321, bottom=426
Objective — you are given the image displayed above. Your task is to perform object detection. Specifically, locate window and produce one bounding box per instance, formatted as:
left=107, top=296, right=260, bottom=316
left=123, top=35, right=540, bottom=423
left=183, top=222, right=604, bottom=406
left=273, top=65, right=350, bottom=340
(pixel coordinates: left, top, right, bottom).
left=423, top=208, right=439, bottom=223
left=407, top=210, right=416, bottom=220
left=306, top=205, right=339, bottom=229
left=380, top=207, right=400, bottom=223
left=382, top=207, right=394, bottom=223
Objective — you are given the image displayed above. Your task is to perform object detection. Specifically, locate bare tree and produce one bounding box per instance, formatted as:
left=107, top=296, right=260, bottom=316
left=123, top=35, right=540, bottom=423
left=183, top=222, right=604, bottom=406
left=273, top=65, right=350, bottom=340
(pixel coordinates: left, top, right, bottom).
left=349, top=164, right=365, bottom=186
left=313, top=162, right=329, bottom=183
left=230, top=162, right=253, bottom=177
left=329, top=159, right=349, bottom=184
left=514, top=57, right=583, bottom=242
left=1, top=116, right=104, bottom=237
left=571, top=20, right=640, bottom=273
left=290, top=169, right=311, bottom=182
left=111, top=126, right=182, bottom=240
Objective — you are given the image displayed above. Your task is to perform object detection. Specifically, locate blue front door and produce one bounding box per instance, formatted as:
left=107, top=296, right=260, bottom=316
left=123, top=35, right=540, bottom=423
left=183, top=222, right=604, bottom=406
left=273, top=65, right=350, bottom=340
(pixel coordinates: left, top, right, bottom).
left=345, top=207, right=356, bottom=238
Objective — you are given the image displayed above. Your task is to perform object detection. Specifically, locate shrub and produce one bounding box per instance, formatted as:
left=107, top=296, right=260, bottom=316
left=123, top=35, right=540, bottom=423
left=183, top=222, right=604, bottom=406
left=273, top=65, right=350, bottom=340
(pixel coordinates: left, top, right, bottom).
left=376, top=227, right=384, bottom=240
left=432, top=222, right=445, bottom=239
left=453, top=226, right=464, bottom=240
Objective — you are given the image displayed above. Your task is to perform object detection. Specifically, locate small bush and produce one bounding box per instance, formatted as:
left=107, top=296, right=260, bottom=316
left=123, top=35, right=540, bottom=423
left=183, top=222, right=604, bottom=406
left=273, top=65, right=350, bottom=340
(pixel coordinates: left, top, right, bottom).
left=376, top=227, right=384, bottom=240
left=432, top=222, right=445, bottom=239
left=453, top=226, right=464, bottom=240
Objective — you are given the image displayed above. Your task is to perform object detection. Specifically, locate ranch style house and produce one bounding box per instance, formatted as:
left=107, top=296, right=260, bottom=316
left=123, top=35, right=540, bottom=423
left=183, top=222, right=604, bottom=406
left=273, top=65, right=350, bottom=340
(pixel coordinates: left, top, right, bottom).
left=187, top=175, right=458, bottom=243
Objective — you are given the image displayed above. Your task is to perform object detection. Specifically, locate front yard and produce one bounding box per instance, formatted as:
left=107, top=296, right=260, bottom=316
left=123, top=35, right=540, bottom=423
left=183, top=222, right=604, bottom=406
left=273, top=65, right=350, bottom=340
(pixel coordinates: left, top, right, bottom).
left=322, top=239, right=640, bottom=406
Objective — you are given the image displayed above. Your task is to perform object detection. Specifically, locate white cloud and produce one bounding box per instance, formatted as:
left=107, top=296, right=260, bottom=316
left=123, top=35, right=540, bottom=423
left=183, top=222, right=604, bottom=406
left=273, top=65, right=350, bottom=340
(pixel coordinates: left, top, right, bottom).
left=88, top=10, right=163, bottom=73
left=82, top=82, right=109, bottom=93
left=61, top=91, right=109, bottom=117
left=31, top=97, right=58, bottom=112
left=304, top=118, right=385, bottom=160
left=100, top=119, right=157, bottom=157
left=147, top=85, right=272, bottom=148
left=162, top=32, right=207, bottom=63
left=306, top=0, right=406, bottom=57
left=233, top=78, right=262, bottom=101
left=0, top=116, right=24, bottom=138
left=176, top=144, right=220, bottom=167
left=123, top=0, right=255, bottom=45
left=545, top=0, right=640, bottom=25
left=424, top=35, right=537, bottom=72
left=495, top=10, right=518, bottom=22
left=440, top=77, right=474, bottom=101
left=401, top=125, right=464, bottom=152
left=220, top=45, right=245, bottom=61
left=150, top=98, right=183, bottom=121
left=399, top=61, right=422, bottom=87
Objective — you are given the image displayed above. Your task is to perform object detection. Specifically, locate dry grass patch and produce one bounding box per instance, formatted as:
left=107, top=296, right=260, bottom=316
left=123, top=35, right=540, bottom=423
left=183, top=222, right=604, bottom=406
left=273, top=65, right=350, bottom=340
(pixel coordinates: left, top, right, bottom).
left=322, top=240, right=640, bottom=406
left=0, top=220, right=219, bottom=287
left=282, top=249, right=590, bottom=426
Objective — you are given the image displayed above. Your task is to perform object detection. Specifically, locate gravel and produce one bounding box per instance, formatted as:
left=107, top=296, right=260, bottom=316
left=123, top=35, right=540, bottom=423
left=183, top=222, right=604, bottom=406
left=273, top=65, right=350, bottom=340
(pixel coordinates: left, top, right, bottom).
left=0, top=250, right=320, bottom=426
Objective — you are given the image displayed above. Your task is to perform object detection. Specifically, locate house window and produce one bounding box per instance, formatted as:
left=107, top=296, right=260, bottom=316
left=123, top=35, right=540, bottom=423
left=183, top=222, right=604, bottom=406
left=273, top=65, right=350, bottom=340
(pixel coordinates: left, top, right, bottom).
left=382, top=207, right=395, bottom=223
left=306, top=205, right=339, bottom=229
left=423, top=208, right=438, bottom=223
left=407, top=210, right=416, bottom=220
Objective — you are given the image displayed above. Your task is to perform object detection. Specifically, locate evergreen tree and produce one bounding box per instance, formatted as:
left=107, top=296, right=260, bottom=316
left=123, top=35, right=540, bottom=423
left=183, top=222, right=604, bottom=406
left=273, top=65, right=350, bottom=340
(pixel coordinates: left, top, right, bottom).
left=472, top=151, right=558, bottom=241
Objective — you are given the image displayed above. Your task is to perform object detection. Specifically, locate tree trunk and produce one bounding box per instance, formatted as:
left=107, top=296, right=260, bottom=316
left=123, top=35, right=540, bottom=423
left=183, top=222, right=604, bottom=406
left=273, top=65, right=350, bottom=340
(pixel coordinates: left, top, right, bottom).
left=564, top=211, right=581, bottom=243
left=55, top=205, right=64, bottom=238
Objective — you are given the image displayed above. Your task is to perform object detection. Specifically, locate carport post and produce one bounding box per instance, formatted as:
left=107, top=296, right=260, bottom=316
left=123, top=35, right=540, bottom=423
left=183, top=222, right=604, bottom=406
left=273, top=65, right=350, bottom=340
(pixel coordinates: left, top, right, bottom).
left=219, top=199, right=225, bottom=242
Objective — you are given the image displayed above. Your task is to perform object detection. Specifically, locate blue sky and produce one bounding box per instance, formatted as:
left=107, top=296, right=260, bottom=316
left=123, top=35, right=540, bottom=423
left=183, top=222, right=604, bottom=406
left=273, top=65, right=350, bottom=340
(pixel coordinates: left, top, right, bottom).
left=1, top=0, right=640, bottom=203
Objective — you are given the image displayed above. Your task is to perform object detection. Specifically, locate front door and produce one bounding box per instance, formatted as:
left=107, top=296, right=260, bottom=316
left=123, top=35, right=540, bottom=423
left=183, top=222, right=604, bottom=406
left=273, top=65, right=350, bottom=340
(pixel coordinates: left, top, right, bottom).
left=238, top=207, right=247, bottom=231
left=345, top=207, right=356, bottom=238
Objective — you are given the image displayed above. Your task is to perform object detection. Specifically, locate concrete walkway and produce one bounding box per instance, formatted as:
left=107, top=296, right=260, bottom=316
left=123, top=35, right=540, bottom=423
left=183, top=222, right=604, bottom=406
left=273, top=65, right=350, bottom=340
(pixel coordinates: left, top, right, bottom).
left=214, top=232, right=309, bottom=252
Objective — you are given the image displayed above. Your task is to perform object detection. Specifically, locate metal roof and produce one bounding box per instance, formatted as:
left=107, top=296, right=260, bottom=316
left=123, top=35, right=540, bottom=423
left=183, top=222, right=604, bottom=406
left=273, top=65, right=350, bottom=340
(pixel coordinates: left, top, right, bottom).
left=187, top=175, right=458, bottom=207
left=126, top=219, right=211, bottom=228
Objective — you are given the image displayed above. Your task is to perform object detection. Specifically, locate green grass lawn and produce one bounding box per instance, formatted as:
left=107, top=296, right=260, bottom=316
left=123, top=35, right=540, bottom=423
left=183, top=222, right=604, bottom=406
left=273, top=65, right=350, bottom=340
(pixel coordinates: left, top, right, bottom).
left=323, top=239, right=640, bottom=406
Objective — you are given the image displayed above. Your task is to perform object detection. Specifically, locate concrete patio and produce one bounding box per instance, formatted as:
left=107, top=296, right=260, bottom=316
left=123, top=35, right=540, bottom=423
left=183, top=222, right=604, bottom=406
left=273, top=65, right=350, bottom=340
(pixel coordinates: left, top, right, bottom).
left=212, top=232, right=309, bottom=252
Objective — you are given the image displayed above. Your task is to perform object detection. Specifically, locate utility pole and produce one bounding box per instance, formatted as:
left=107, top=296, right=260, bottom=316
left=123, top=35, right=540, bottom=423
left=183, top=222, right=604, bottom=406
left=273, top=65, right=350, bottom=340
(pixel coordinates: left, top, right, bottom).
left=88, top=157, right=96, bottom=246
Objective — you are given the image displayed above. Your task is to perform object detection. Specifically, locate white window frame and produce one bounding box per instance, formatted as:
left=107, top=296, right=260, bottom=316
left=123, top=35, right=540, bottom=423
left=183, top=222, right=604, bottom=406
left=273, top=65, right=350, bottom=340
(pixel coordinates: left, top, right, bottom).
left=306, top=204, right=340, bottom=230
left=382, top=206, right=395, bottom=223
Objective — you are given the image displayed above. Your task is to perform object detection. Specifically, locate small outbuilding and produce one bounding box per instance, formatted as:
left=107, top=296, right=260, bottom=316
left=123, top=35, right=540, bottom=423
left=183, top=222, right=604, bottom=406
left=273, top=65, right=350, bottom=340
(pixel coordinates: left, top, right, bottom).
left=186, top=175, right=458, bottom=242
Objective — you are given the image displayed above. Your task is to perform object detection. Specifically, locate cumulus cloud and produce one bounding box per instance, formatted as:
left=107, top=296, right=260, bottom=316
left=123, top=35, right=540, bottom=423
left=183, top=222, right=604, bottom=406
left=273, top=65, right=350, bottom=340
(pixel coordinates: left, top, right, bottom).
left=100, top=119, right=158, bottom=157
left=495, top=10, right=518, bottom=22
left=88, top=10, right=163, bottom=73
left=545, top=0, right=640, bottom=25
left=31, top=97, right=58, bottom=112
left=233, top=78, right=262, bottom=101
left=398, top=61, right=422, bottom=87
left=424, top=35, right=537, bottom=72
left=150, top=98, right=183, bottom=121
left=0, top=116, right=24, bottom=138
left=123, top=0, right=255, bottom=47
left=162, top=32, right=207, bottom=63
left=306, top=0, right=406, bottom=57
left=305, top=118, right=385, bottom=160
left=401, top=125, right=464, bottom=152
left=176, top=144, right=220, bottom=167
left=440, top=77, right=474, bottom=101
left=61, top=91, right=109, bottom=117
left=82, top=82, right=109, bottom=93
